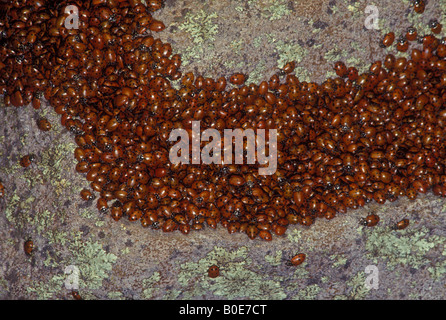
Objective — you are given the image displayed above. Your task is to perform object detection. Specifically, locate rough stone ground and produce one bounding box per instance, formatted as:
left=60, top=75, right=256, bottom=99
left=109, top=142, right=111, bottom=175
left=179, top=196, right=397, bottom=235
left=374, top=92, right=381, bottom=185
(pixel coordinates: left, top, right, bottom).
left=1, top=0, right=446, bottom=300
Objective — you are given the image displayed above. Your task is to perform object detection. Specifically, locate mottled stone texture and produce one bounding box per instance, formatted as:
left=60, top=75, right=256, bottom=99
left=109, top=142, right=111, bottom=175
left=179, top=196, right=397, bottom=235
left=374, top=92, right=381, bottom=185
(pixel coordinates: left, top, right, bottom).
left=1, top=0, right=446, bottom=300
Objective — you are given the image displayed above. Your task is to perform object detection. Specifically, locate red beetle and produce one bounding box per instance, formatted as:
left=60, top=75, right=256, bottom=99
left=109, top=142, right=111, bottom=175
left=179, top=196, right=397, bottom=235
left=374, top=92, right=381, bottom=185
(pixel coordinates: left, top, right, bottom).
left=208, top=265, right=220, bottom=278
left=287, top=253, right=306, bottom=266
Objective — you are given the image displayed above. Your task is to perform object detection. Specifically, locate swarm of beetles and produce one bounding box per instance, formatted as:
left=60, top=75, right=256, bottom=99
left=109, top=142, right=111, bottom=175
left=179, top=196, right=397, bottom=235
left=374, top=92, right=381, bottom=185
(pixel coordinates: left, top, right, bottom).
left=0, top=0, right=445, bottom=244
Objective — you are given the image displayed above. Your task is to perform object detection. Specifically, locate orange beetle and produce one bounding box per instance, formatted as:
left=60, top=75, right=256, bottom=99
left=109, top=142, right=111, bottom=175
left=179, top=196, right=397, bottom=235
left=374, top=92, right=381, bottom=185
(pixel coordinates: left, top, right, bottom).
left=37, top=118, right=52, bottom=131
left=333, top=61, right=347, bottom=77
left=381, top=32, right=395, bottom=48
left=208, top=265, right=220, bottom=278
left=24, top=239, right=34, bottom=256
left=0, top=180, right=4, bottom=198
left=71, top=290, right=82, bottom=300
left=413, top=0, right=425, bottom=14
left=20, top=154, right=36, bottom=168
left=287, top=253, right=306, bottom=266
left=360, top=213, right=380, bottom=227
left=229, top=73, right=247, bottom=85
left=391, top=218, right=410, bottom=230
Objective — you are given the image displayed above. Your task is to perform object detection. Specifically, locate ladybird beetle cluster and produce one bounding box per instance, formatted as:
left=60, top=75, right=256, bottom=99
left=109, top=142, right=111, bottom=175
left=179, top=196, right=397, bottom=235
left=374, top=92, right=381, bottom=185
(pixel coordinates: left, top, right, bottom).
left=1, top=0, right=446, bottom=242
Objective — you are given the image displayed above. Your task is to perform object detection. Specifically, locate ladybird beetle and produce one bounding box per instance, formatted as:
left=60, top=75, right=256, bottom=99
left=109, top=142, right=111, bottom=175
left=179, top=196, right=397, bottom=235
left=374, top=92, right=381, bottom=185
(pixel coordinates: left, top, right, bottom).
left=381, top=32, right=395, bottom=48
left=246, top=224, right=259, bottom=240
left=20, top=154, right=36, bottom=168
left=24, top=239, right=34, bottom=256
left=347, top=67, right=358, bottom=81
left=396, top=36, right=409, bottom=52
left=406, top=27, right=417, bottom=41
left=258, top=230, right=273, bottom=241
left=149, top=19, right=166, bottom=32
left=229, top=73, right=247, bottom=85
left=71, top=290, right=82, bottom=300
left=429, top=19, right=442, bottom=34
left=179, top=224, right=191, bottom=235
left=333, top=61, right=347, bottom=78
left=392, top=218, right=410, bottom=230
left=413, top=0, right=425, bottom=14
left=32, top=96, right=41, bottom=109
left=162, top=218, right=177, bottom=232
left=273, top=224, right=287, bottom=236
left=360, top=213, right=380, bottom=227
left=406, top=187, right=417, bottom=200
left=0, top=181, right=4, bottom=198
left=208, top=265, right=220, bottom=278
left=128, top=209, right=143, bottom=222
left=280, top=61, right=296, bottom=75
left=287, top=253, right=306, bottom=266
left=80, top=189, right=95, bottom=201
left=96, top=197, right=108, bottom=213
left=110, top=206, right=123, bottom=221
left=373, top=190, right=386, bottom=204
left=37, top=118, right=52, bottom=131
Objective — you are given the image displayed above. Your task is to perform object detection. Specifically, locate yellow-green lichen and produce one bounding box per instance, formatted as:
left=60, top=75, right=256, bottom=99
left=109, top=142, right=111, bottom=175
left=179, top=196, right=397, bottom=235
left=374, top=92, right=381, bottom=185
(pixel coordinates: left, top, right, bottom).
left=244, top=58, right=268, bottom=85
left=230, top=38, right=244, bottom=52
left=178, top=10, right=219, bottom=44
left=341, top=271, right=371, bottom=300
left=174, top=9, right=219, bottom=67
left=0, top=277, right=8, bottom=295
left=163, top=288, right=181, bottom=300
left=268, top=36, right=308, bottom=71
left=45, top=228, right=70, bottom=247
left=27, top=273, right=67, bottom=299
left=286, top=228, right=302, bottom=243
left=260, top=0, right=292, bottom=21
left=120, top=247, right=130, bottom=255
left=427, top=246, right=446, bottom=280
left=177, top=246, right=249, bottom=287
left=292, top=283, right=321, bottom=300
left=176, top=246, right=286, bottom=299
left=264, top=249, right=283, bottom=266
left=253, top=35, right=263, bottom=48
left=346, top=1, right=363, bottom=21
left=207, top=264, right=286, bottom=299
left=142, top=271, right=161, bottom=299
left=330, top=253, right=348, bottom=268
left=364, top=226, right=446, bottom=272
left=78, top=207, right=105, bottom=227
left=283, top=262, right=309, bottom=294
left=324, top=47, right=349, bottom=64
left=107, top=291, right=124, bottom=299
left=66, top=235, right=118, bottom=290
left=5, top=193, right=67, bottom=238
left=347, top=272, right=371, bottom=299
left=27, top=234, right=117, bottom=298
left=440, top=2, right=446, bottom=28
left=223, top=59, right=246, bottom=74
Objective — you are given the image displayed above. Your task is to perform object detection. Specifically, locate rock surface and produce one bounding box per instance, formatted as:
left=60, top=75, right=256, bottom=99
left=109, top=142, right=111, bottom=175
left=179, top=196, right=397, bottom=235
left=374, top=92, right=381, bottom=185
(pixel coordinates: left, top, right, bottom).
left=1, top=0, right=446, bottom=300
